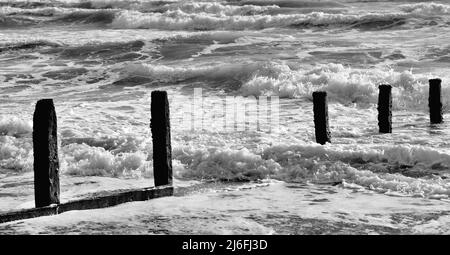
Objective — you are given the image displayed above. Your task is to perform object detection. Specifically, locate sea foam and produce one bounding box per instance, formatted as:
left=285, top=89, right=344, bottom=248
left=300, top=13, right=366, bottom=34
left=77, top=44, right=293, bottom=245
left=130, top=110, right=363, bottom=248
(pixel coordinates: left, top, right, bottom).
left=0, top=115, right=32, bottom=137
left=119, top=61, right=446, bottom=111
left=173, top=143, right=450, bottom=198
left=239, top=62, right=448, bottom=110
left=110, top=10, right=410, bottom=30
left=401, top=2, right=450, bottom=16
left=2, top=113, right=450, bottom=198
left=158, top=2, right=280, bottom=16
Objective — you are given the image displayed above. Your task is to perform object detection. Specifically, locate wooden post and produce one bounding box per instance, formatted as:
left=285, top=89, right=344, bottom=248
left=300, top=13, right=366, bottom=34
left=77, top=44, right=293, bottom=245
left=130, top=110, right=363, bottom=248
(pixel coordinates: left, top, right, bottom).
left=33, top=99, right=60, bottom=208
left=151, top=91, right=173, bottom=186
left=313, top=91, right=331, bottom=145
left=429, top=78, right=443, bottom=124
left=378, top=84, right=392, bottom=133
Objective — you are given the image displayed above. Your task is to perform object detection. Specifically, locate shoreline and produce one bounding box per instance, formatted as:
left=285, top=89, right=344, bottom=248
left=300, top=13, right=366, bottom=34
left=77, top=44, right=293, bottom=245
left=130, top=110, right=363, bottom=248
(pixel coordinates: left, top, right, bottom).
left=1, top=180, right=449, bottom=234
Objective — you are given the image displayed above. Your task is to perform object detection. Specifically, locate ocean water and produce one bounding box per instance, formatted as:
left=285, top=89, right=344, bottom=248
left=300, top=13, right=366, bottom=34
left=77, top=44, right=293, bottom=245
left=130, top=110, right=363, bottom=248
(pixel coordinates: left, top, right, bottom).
left=1, top=0, right=450, bottom=234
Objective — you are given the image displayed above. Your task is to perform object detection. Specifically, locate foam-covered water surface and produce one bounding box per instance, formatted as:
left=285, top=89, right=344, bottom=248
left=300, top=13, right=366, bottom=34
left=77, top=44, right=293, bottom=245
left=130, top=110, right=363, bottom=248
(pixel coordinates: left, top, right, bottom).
left=0, top=181, right=449, bottom=234
left=2, top=0, right=450, bottom=234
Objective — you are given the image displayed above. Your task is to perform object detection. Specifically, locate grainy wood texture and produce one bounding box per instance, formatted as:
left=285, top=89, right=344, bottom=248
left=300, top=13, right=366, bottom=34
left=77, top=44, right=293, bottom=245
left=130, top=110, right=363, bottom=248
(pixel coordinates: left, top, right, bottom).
left=0, top=186, right=173, bottom=224
left=378, top=84, right=392, bottom=133
left=33, top=99, right=60, bottom=208
left=429, top=78, right=443, bottom=124
left=0, top=206, right=58, bottom=224
left=151, top=91, right=173, bottom=186
left=313, top=91, right=331, bottom=145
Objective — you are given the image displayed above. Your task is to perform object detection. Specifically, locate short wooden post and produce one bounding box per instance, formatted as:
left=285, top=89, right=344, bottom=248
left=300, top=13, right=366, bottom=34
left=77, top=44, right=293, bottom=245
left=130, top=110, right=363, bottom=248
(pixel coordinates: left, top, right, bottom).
left=378, top=84, right=392, bottom=133
left=151, top=91, right=173, bottom=186
left=313, top=91, right=331, bottom=145
left=33, top=99, right=60, bottom=208
left=429, top=78, right=443, bottom=124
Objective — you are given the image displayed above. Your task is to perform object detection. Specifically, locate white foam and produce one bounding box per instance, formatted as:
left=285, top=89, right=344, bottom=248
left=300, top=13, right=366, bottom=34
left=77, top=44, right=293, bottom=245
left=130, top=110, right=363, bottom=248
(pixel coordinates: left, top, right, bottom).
left=401, top=2, right=450, bottom=16
left=263, top=143, right=450, bottom=169
left=170, top=141, right=450, bottom=198
left=173, top=146, right=279, bottom=181
left=0, top=135, right=33, bottom=172
left=110, top=10, right=410, bottom=30
left=159, top=2, right=279, bottom=16
left=0, top=6, right=74, bottom=16
left=265, top=143, right=450, bottom=198
left=61, top=143, right=151, bottom=177
left=119, top=61, right=262, bottom=82
left=120, top=61, right=445, bottom=110
left=0, top=115, right=32, bottom=137
left=240, top=63, right=445, bottom=110
left=2, top=112, right=450, bottom=198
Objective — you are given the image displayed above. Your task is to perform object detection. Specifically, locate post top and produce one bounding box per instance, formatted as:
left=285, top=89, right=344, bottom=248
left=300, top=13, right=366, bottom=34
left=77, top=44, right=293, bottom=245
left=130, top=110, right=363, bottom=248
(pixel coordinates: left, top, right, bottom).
left=429, top=78, right=442, bottom=84
left=378, top=84, right=392, bottom=89
left=151, top=90, right=168, bottom=96
left=35, top=99, right=55, bottom=109
left=312, top=91, right=327, bottom=96
left=37, top=98, right=53, bottom=103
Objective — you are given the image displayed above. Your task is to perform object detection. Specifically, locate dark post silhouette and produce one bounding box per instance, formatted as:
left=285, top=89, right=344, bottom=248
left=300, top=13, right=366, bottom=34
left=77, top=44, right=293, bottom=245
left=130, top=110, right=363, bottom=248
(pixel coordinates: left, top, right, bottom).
left=313, top=91, right=331, bottom=145
left=33, top=99, right=60, bottom=207
left=378, top=84, right=392, bottom=133
left=151, top=91, right=173, bottom=186
left=429, top=78, right=443, bottom=124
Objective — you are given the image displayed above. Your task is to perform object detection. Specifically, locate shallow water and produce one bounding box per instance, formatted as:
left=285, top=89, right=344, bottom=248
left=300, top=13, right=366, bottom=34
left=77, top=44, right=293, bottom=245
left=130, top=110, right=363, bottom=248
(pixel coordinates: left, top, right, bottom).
left=1, top=181, right=449, bottom=234
left=1, top=0, right=450, bottom=234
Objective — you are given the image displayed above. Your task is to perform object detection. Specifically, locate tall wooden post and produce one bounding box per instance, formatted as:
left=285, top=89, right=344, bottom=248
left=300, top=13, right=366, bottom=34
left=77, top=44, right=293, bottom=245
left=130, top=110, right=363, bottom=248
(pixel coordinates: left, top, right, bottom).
left=33, top=99, right=60, bottom=207
left=378, top=84, right=392, bottom=133
left=313, top=91, right=331, bottom=145
left=151, top=91, right=173, bottom=186
left=429, top=78, right=443, bottom=124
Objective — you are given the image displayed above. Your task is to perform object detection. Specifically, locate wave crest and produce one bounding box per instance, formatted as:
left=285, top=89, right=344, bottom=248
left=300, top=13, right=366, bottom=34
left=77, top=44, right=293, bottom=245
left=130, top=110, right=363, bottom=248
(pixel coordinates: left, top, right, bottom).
left=239, top=62, right=445, bottom=111
left=117, top=60, right=448, bottom=111
left=401, top=2, right=450, bottom=16
left=110, top=10, right=410, bottom=30
left=157, top=2, right=280, bottom=16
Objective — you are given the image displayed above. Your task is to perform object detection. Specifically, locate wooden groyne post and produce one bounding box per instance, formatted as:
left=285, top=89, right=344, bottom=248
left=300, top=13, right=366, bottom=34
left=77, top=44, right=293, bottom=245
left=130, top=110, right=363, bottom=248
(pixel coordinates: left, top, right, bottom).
left=429, top=78, right=443, bottom=124
left=33, top=99, right=60, bottom=208
left=378, top=84, right=392, bottom=133
left=151, top=91, right=173, bottom=186
left=0, top=96, right=175, bottom=224
left=313, top=91, right=331, bottom=145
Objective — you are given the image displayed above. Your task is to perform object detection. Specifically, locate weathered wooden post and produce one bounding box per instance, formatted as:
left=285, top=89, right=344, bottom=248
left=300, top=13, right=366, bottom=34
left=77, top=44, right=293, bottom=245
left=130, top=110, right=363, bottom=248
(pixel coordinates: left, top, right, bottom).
left=151, top=91, right=173, bottom=186
left=378, top=84, right=392, bottom=133
left=429, top=78, right=443, bottom=124
left=33, top=99, right=60, bottom=208
left=313, top=91, right=331, bottom=145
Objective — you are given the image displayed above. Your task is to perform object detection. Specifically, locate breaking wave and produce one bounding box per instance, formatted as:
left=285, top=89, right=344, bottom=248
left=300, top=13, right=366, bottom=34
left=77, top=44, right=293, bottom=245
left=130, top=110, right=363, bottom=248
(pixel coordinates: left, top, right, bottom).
left=173, top=143, right=450, bottom=198
left=1, top=1, right=446, bottom=30
left=401, top=2, right=450, bottom=16
left=118, top=61, right=447, bottom=111
left=0, top=116, right=32, bottom=137
left=0, top=6, right=73, bottom=16
left=110, top=10, right=410, bottom=30
left=0, top=124, right=153, bottom=178
left=118, top=61, right=262, bottom=83
left=235, top=0, right=346, bottom=8
left=2, top=113, right=450, bottom=198
left=239, top=62, right=450, bottom=111
left=155, top=2, right=280, bottom=16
